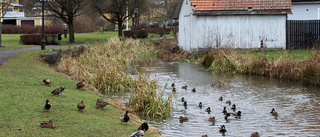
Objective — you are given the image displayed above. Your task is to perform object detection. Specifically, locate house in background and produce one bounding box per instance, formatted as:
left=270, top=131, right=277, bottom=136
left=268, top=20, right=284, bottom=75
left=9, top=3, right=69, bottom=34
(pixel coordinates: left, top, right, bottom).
left=288, top=0, right=320, bottom=20
left=1, top=0, right=52, bottom=26
left=176, top=0, right=292, bottom=53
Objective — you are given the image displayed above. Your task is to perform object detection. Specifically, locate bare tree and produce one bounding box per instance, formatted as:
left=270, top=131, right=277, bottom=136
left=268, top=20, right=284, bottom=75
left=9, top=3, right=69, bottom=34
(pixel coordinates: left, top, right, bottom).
left=0, top=0, right=15, bottom=47
left=46, top=0, right=87, bottom=43
left=92, top=0, right=150, bottom=37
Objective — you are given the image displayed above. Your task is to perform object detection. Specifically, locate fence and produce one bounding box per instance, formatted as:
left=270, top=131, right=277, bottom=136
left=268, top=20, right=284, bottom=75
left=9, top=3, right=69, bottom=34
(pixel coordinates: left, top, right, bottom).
left=286, top=20, right=320, bottom=49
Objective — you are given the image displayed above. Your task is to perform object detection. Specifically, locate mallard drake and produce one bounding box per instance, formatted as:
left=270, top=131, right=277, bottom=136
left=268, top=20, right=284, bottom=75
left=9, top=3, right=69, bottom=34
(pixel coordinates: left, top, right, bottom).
left=182, top=85, right=188, bottom=90
left=171, top=83, right=175, bottom=88
left=219, top=125, right=227, bottom=132
left=51, top=86, right=65, bottom=96
left=38, top=120, right=55, bottom=129
left=222, top=106, right=227, bottom=113
left=192, top=88, right=196, bottom=92
left=198, top=102, right=203, bottom=109
left=226, top=100, right=231, bottom=106
left=181, top=97, right=185, bottom=102
left=224, top=113, right=231, bottom=121
left=130, top=123, right=149, bottom=137
left=43, top=78, right=51, bottom=86
left=231, top=104, right=236, bottom=110
left=209, top=116, right=215, bottom=122
left=120, top=111, right=130, bottom=125
left=77, top=100, right=85, bottom=113
left=43, top=99, right=52, bottom=113
left=270, top=108, right=279, bottom=116
left=219, top=96, right=223, bottom=101
left=179, top=116, right=189, bottom=123
left=76, top=79, right=86, bottom=90
left=183, top=101, right=187, bottom=109
left=230, top=111, right=242, bottom=117
left=172, top=87, right=176, bottom=93
left=251, top=132, right=260, bottom=137
left=96, top=99, right=109, bottom=109
left=206, top=107, right=211, bottom=113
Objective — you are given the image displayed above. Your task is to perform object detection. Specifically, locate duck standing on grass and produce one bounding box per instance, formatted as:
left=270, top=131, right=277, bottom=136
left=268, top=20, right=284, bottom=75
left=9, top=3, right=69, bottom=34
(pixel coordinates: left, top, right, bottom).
left=43, top=78, right=51, bottom=86
left=130, top=123, right=149, bottom=137
left=270, top=108, right=279, bottom=117
left=96, top=99, right=109, bottom=109
left=38, top=120, right=55, bottom=129
left=51, top=86, right=65, bottom=96
left=43, top=99, right=52, bottom=113
left=76, top=79, right=86, bottom=90
left=77, top=100, right=85, bottom=113
left=120, top=111, right=130, bottom=125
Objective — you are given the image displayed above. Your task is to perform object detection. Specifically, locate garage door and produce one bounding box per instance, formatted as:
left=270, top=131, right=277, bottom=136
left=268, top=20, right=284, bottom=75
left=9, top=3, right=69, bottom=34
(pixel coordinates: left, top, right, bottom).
left=21, top=20, right=34, bottom=26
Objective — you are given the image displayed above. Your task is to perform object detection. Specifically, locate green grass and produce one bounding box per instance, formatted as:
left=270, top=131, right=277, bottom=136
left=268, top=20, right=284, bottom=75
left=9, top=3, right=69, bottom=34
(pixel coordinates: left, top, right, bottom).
left=0, top=49, right=160, bottom=137
left=237, top=49, right=312, bottom=60
left=0, top=34, right=36, bottom=51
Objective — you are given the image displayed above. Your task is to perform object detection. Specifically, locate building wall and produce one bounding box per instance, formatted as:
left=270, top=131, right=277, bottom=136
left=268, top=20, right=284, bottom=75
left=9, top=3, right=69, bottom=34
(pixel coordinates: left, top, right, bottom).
left=287, top=3, right=320, bottom=20
left=178, top=0, right=287, bottom=53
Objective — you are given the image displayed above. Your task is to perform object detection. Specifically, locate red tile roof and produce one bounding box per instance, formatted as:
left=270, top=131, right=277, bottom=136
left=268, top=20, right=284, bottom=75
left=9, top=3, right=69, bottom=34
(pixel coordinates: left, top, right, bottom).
left=191, top=0, right=292, bottom=11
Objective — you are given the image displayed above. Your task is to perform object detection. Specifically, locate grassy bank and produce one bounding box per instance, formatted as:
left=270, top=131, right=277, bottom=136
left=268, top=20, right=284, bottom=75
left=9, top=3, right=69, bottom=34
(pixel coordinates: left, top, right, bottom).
left=198, top=49, right=320, bottom=86
left=0, top=49, right=160, bottom=136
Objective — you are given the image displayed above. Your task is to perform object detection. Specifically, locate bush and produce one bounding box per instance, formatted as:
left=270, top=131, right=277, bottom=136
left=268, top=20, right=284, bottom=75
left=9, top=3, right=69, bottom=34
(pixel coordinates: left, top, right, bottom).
left=2, top=25, right=64, bottom=34
left=20, top=34, right=58, bottom=45
left=123, top=30, right=148, bottom=38
left=145, top=27, right=172, bottom=36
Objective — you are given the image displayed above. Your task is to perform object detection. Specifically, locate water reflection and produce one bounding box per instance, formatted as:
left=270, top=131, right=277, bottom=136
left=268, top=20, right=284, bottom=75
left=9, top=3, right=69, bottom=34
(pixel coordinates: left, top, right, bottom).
left=114, top=62, right=320, bottom=136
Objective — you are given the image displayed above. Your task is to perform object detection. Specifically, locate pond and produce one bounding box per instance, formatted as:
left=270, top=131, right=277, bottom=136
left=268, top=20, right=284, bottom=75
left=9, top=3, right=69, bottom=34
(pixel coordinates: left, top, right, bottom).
left=110, top=61, right=320, bottom=136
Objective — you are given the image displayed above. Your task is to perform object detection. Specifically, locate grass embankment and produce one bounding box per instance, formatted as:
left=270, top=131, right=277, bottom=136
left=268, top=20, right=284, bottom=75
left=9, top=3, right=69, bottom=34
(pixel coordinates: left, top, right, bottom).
left=57, top=38, right=172, bottom=118
left=0, top=49, right=160, bottom=136
left=198, top=49, right=320, bottom=86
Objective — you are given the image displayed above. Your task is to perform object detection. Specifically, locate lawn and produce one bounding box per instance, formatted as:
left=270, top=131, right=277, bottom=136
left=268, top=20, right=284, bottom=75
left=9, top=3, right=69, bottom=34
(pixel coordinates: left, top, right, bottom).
left=237, top=49, right=312, bottom=60
left=0, top=49, right=160, bottom=137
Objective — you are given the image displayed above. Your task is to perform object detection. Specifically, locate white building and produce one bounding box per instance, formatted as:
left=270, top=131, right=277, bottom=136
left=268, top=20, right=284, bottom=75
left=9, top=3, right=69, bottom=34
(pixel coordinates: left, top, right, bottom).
left=288, top=0, right=320, bottom=20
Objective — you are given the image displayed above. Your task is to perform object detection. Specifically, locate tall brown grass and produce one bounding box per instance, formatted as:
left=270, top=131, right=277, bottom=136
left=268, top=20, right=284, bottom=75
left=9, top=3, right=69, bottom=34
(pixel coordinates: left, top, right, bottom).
left=57, top=37, right=172, bottom=118
left=199, top=49, right=320, bottom=86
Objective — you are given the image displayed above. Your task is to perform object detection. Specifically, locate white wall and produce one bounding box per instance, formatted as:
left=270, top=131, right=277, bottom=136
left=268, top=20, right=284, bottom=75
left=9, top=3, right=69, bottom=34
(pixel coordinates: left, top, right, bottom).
left=288, top=3, right=320, bottom=20
left=178, top=0, right=287, bottom=53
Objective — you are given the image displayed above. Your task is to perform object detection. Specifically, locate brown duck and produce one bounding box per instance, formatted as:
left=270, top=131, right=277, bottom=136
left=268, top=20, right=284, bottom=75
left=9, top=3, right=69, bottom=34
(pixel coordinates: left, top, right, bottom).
left=77, top=100, right=86, bottom=113
left=76, top=79, right=86, bottom=90
left=43, top=78, right=51, bottom=86
left=182, top=85, right=188, bottom=90
left=38, top=120, right=55, bottom=129
left=51, top=86, right=65, bottom=96
left=96, top=99, right=109, bottom=109
left=179, top=116, right=189, bottom=123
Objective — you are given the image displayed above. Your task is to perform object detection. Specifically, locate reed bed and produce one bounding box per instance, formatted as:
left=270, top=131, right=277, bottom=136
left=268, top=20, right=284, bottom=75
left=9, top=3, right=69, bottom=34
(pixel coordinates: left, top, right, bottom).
left=199, top=49, right=320, bottom=86
left=57, top=37, right=172, bottom=118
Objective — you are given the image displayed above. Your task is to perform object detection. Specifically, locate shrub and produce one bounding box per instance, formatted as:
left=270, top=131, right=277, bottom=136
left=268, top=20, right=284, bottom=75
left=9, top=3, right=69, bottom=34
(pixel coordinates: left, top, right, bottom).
left=123, top=30, right=148, bottom=38
left=2, top=25, right=64, bottom=34
left=74, top=15, right=99, bottom=33
left=145, top=27, right=172, bottom=36
left=20, top=34, right=58, bottom=45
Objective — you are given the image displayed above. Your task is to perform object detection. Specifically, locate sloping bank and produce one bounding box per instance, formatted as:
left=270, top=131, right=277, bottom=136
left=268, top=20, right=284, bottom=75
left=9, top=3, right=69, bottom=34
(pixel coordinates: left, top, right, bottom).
left=0, top=41, right=161, bottom=136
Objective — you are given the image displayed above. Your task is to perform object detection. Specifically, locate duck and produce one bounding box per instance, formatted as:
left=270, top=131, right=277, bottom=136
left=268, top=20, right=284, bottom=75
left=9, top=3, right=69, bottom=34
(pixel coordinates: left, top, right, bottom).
left=51, top=86, right=65, bottom=96
left=43, top=99, right=52, bottom=113
left=202, top=135, right=208, bottom=137
left=130, top=122, right=149, bottom=137
left=179, top=116, right=189, bottom=123
left=231, top=104, right=236, bottom=111
left=219, top=125, right=227, bottom=132
left=230, top=111, right=242, bottom=118
left=120, top=111, right=130, bottom=125
left=183, top=101, right=187, bottom=109
left=209, top=116, right=215, bottom=122
left=251, top=132, right=260, bottom=137
left=192, top=88, right=196, bottom=92
left=224, top=113, right=231, bottom=121
left=96, top=99, right=109, bottom=109
left=181, top=97, right=185, bottom=102
left=219, top=96, right=223, bottom=101
left=172, top=87, right=176, bottom=93
left=182, top=85, right=188, bottom=90
left=171, top=83, right=175, bottom=88
left=77, top=100, right=85, bottom=113
left=198, top=102, right=203, bottom=109
left=222, top=106, right=227, bottom=114
left=205, top=107, right=211, bottom=113
left=43, top=78, right=51, bottom=86
left=226, top=100, right=231, bottom=106
left=38, top=120, right=55, bottom=129
left=76, top=79, right=86, bottom=90
left=270, top=108, right=279, bottom=116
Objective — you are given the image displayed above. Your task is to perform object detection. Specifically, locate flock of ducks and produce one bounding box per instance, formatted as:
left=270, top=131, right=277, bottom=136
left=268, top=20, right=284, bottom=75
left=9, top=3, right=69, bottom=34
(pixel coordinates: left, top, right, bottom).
left=171, top=82, right=279, bottom=137
left=40, top=78, right=149, bottom=136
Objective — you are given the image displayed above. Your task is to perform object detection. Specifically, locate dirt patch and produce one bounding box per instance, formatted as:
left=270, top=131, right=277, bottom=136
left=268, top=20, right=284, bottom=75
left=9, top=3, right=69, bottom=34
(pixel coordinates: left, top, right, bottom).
left=152, top=39, right=192, bottom=62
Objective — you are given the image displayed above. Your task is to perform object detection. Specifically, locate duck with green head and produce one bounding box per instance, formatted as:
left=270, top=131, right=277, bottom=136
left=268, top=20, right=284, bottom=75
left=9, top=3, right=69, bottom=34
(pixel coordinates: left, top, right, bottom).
left=172, top=87, right=176, bottom=93
left=181, top=97, right=185, bottom=102
left=120, top=111, right=130, bottom=126
left=130, top=123, right=149, bottom=137
left=224, top=113, right=231, bottom=121
left=183, top=101, right=187, bottom=109
left=219, top=96, right=223, bottom=101
left=219, top=125, right=227, bottom=132
left=198, top=102, right=203, bottom=109
left=270, top=108, right=279, bottom=116
left=206, top=107, right=211, bottom=113
left=43, top=99, right=52, bottom=113
left=230, top=111, right=242, bottom=118
left=231, top=104, right=236, bottom=111
left=171, top=83, right=175, bottom=88
left=192, top=88, right=196, bottom=92
left=222, top=106, right=227, bottom=114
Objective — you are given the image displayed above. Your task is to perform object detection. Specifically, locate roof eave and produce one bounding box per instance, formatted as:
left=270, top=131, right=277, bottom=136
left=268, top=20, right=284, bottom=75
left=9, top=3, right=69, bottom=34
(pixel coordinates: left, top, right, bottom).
left=193, top=10, right=292, bottom=16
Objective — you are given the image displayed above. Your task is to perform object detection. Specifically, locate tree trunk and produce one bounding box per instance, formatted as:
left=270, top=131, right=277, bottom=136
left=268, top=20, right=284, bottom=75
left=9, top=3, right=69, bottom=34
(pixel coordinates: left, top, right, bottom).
left=68, top=22, right=75, bottom=43
left=118, top=20, right=123, bottom=37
